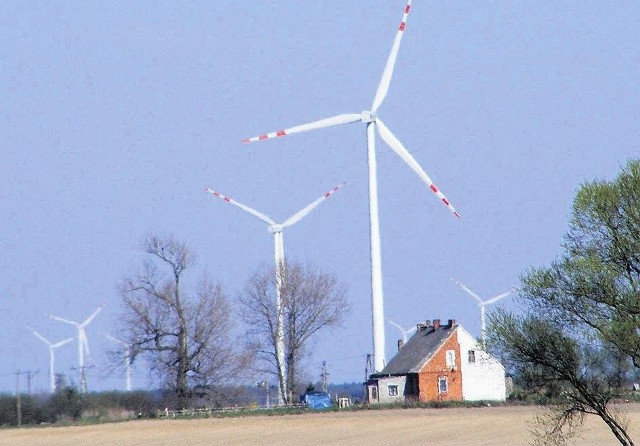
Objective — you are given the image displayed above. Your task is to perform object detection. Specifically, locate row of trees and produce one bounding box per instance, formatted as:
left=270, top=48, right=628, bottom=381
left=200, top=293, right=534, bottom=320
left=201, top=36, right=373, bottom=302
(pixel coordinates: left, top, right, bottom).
left=116, top=235, right=349, bottom=408
left=487, top=160, right=640, bottom=446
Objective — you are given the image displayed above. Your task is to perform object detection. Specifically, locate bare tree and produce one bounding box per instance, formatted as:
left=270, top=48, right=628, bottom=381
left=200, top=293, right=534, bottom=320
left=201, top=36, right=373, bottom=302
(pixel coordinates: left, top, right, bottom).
left=117, top=235, right=248, bottom=408
left=239, top=260, right=349, bottom=403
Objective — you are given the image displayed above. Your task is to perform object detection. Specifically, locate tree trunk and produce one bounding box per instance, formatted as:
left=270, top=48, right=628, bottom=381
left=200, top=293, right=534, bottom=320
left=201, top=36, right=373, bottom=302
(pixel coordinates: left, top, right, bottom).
left=599, top=408, right=634, bottom=446
left=175, top=280, right=190, bottom=409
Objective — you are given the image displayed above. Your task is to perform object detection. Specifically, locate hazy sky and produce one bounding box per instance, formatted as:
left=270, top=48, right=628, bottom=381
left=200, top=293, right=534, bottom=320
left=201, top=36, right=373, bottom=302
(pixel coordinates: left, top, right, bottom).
left=1, top=1, right=638, bottom=393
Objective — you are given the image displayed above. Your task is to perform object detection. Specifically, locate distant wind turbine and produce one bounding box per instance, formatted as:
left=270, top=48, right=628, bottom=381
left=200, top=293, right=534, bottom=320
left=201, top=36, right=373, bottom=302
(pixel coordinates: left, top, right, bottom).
left=451, top=279, right=513, bottom=345
left=104, top=333, right=132, bottom=392
left=386, top=319, right=417, bottom=344
left=49, top=305, right=103, bottom=393
left=243, top=1, right=460, bottom=373
left=206, top=182, right=345, bottom=404
left=26, top=326, right=73, bottom=393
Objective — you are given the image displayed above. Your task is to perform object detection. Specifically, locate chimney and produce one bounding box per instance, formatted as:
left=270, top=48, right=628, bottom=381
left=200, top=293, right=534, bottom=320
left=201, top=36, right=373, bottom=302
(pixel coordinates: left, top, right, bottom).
left=448, top=319, right=456, bottom=328
left=397, top=339, right=404, bottom=351
left=433, top=319, right=441, bottom=329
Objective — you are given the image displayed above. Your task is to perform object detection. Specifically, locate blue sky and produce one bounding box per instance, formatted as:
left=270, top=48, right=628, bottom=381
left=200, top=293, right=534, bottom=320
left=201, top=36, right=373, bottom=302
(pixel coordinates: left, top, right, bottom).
left=1, top=1, right=638, bottom=393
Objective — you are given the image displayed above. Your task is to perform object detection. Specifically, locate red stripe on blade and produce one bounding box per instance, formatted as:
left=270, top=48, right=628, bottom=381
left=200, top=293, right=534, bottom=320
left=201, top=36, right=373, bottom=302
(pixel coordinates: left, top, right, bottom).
left=430, top=185, right=438, bottom=193
left=276, top=130, right=286, bottom=137
left=399, top=22, right=406, bottom=31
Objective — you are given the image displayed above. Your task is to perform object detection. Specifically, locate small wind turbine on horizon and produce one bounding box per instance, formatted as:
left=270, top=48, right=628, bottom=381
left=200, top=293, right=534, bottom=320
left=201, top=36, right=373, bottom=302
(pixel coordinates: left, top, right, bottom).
left=206, top=182, right=345, bottom=404
left=49, top=305, right=103, bottom=393
left=243, top=0, right=460, bottom=373
left=26, top=326, right=74, bottom=393
left=104, top=333, right=132, bottom=392
left=387, top=319, right=417, bottom=344
left=451, top=279, right=513, bottom=346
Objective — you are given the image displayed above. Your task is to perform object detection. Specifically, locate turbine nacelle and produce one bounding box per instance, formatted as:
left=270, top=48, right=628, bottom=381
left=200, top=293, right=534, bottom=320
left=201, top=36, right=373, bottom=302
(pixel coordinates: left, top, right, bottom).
left=269, top=224, right=284, bottom=234
left=361, top=111, right=376, bottom=123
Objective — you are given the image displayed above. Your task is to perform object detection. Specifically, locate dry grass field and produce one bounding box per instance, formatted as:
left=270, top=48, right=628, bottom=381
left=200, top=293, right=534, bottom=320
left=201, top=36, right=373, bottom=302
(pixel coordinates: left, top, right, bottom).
left=2, top=403, right=640, bottom=446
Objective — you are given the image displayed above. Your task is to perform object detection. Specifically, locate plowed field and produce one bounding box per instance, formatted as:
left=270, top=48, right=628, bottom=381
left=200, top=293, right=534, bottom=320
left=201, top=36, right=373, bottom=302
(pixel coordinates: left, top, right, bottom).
left=2, top=404, right=639, bottom=446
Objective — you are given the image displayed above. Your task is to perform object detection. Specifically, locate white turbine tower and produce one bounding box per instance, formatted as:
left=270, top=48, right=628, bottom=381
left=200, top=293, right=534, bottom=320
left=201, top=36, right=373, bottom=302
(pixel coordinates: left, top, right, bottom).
left=26, top=326, right=73, bottom=393
left=50, top=305, right=103, bottom=393
left=387, top=319, right=417, bottom=344
left=206, top=182, right=345, bottom=404
left=451, top=279, right=513, bottom=346
left=243, top=1, right=459, bottom=373
left=104, top=333, right=132, bottom=392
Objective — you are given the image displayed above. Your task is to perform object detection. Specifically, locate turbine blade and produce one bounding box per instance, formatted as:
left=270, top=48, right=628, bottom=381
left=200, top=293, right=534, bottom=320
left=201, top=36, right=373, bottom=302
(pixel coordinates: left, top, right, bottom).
left=80, top=306, right=103, bottom=328
left=484, top=290, right=513, bottom=305
left=451, top=278, right=483, bottom=303
left=49, top=314, right=79, bottom=327
left=386, top=319, right=404, bottom=332
left=243, top=113, right=361, bottom=143
left=372, top=0, right=413, bottom=111
left=81, top=330, right=92, bottom=364
left=27, top=326, right=52, bottom=346
left=377, top=119, right=460, bottom=218
left=282, top=182, right=346, bottom=227
left=52, top=338, right=74, bottom=349
left=205, top=188, right=276, bottom=225
left=104, top=332, right=126, bottom=346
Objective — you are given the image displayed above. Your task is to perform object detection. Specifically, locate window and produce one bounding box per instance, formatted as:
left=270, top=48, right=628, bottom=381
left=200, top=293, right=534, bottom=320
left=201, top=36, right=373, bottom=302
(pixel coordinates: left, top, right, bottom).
left=371, top=386, right=378, bottom=400
left=438, top=376, right=448, bottom=394
left=388, top=385, right=399, bottom=397
left=446, top=350, right=456, bottom=369
left=468, top=350, right=476, bottom=363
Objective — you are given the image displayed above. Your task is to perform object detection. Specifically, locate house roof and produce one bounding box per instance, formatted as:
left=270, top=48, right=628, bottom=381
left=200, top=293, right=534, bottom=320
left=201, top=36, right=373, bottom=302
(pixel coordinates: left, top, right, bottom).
left=375, top=322, right=457, bottom=376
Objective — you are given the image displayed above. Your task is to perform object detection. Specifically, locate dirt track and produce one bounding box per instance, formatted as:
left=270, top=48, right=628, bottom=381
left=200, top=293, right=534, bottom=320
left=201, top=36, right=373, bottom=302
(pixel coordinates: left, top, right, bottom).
left=2, top=404, right=640, bottom=446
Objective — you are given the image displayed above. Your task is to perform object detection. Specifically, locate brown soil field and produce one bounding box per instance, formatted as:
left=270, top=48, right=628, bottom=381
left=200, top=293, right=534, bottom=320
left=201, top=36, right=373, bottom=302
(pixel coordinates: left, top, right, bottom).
left=2, top=404, right=640, bottom=446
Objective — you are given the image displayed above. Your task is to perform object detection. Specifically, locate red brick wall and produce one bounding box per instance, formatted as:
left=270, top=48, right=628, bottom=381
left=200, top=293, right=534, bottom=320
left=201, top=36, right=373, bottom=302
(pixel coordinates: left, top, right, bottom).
left=417, top=330, right=462, bottom=402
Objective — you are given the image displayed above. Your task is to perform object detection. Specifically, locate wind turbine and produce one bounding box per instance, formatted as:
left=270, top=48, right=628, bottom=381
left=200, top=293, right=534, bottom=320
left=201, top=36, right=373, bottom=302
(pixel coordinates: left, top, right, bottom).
left=387, top=319, right=417, bottom=344
left=26, top=326, right=73, bottom=393
left=451, top=279, right=513, bottom=346
left=206, top=182, right=345, bottom=404
left=104, top=333, right=132, bottom=392
left=49, top=305, right=103, bottom=393
left=243, top=1, right=460, bottom=372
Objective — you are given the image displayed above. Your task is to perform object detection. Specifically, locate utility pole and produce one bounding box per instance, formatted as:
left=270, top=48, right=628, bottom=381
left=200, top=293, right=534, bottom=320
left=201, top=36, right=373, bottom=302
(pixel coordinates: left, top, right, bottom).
left=14, top=370, right=21, bottom=427
left=365, top=353, right=374, bottom=381
left=23, top=370, right=39, bottom=394
left=320, top=361, right=329, bottom=393
left=13, top=369, right=39, bottom=427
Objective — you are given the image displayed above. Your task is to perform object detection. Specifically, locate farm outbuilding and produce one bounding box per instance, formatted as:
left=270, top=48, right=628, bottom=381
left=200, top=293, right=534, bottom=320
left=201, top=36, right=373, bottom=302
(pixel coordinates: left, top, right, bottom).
left=366, top=319, right=506, bottom=404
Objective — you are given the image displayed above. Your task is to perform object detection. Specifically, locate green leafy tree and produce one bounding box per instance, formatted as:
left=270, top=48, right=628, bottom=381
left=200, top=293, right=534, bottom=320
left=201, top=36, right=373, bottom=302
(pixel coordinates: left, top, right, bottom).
left=488, top=160, right=640, bottom=446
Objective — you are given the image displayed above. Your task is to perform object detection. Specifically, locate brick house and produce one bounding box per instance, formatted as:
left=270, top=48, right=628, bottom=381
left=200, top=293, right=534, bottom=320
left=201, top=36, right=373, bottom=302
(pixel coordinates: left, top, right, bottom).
left=366, top=319, right=506, bottom=404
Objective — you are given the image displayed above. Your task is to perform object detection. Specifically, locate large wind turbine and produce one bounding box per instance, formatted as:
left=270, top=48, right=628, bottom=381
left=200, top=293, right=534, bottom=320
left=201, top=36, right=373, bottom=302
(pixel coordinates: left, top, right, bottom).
left=50, top=305, right=103, bottom=393
left=104, top=333, right=132, bottom=392
left=243, top=1, right=459, bottom=372
left=26, top=326, right=73, bottom=393
left=206, top=182, right=345, bottom=403
left=451, top=279, right=513, bottom=346
left=387, top=319, right=417, bottom=344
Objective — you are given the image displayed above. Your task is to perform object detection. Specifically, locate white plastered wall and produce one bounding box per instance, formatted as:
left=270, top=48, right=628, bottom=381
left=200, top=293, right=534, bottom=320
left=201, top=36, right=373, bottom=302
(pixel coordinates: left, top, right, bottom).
left=457, top=326, right=506, bottom=401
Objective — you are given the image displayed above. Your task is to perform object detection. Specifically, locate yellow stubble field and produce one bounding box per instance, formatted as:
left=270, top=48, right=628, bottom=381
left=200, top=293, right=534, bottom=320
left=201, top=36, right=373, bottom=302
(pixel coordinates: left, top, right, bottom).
left=2, top=404, right=640, bottom=446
